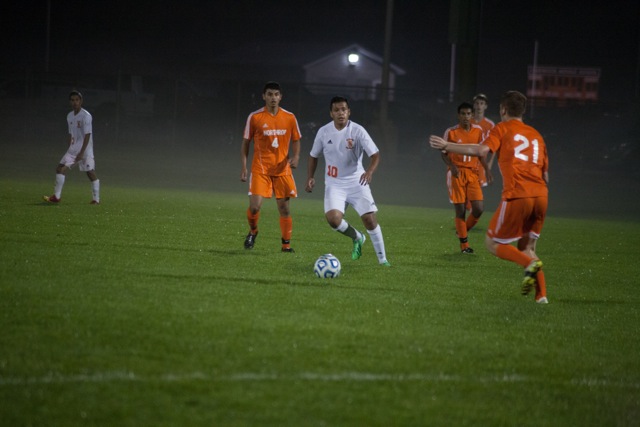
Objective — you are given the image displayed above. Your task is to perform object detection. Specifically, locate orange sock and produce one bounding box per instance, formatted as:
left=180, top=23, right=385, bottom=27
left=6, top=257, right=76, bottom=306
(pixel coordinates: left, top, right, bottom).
left=280, top=216, right=292, bottom=248
left=455, top=218, right=468, bottom=249
left=247, top=208, right=260, bottom=234
left=495, top=244, right=532, bottom=267
left=535, top=270, right=547, bottom=299
left=466, top=214, right=479, bottom=232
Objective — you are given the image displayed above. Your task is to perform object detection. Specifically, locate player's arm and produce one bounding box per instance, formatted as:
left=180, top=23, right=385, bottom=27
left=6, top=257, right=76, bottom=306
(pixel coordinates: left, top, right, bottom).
left=305, top=156, right=318, bottom=192
left=479, top=154, right=493, bottom=185
left=360, top=152, right=380, bottom=186
left=240, top=138, right=251, bottom=182
left=429, top=135, right=490, bottom=158
left=289, top=139, right=300, bottom=169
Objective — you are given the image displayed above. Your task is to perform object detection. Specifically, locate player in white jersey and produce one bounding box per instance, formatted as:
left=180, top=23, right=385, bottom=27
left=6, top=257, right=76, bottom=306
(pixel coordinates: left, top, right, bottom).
left=43, top=90, right=100, bottom=204
left=305, top=96, right=390, bottom=266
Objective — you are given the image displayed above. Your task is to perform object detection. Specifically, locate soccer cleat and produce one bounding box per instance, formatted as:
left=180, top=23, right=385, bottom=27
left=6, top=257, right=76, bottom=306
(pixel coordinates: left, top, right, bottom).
left=522, top=259, right=543, bottom=295
left=244, top=232, right=258, bottom=249
left=380, top=260, right=391, bottom=267
left=352, top=234, right=366, bottom=260
left=536, top=296, right=549, bottom=304
left=281, top=247, right=295, bottom=253
left=461, top=247, right=474, bottom=254
left=43, top=195, right=60, bottom=203
left=90, top=200, right=100, bottom=205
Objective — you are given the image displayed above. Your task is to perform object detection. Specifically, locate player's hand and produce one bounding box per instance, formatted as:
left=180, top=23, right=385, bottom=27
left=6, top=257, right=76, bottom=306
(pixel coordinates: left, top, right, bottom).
left=240, top=168, right=248, bottom=182
left=305, top=178, right=315, bottom=193
left=289, top=155, right=299, bottom=169
left=486, top=170, right=494, bottom=185
left=359, top=171, right=373, bottom=186
left=429, top=135, right=447, bottom=150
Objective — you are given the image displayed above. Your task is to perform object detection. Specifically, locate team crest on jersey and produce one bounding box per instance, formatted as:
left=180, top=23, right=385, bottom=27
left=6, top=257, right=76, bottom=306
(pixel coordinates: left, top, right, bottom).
left=346, top=138, right=354, bottom=149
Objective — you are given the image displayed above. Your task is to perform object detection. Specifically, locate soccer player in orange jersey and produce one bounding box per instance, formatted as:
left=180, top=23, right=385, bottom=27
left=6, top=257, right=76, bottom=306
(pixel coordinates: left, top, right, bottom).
left=240, top=82, right=301, bottom=252
left=471, top=93, right=496, bottom=187
left=429, top=91, right=549, bottom=304
left=440, top=102, right=486, bottom=253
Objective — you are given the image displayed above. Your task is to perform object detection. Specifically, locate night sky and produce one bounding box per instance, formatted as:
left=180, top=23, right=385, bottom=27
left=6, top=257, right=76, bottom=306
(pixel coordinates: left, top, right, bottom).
left=3, top=0, right=639, bottom=101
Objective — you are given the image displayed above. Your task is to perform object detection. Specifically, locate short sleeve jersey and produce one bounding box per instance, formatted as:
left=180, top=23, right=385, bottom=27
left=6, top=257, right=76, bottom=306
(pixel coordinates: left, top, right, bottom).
left=244, top=107, right=301, bottom=176
left=482, top=119, right=548, bottom=199
left=310, top=120, right=379, bottom=185
left=472, top=117, right=495, bottom=139
left=67, top=108, right=93, bottom=157
left=443, top=124, right=484, bottom=169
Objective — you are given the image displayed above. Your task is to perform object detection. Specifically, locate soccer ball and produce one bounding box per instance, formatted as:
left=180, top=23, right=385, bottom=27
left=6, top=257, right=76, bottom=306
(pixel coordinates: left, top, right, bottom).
left=313, top=254, right=341, bottom=279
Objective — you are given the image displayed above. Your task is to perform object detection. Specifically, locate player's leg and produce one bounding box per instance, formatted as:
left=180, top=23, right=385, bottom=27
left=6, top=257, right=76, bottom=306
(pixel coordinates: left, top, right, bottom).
left=519, top=196, right=548, bottom=302
left=450, top=170, right=472, bottom=253
left=466, top=199, right=483, bottom=232
left=275, top=175, right=297, bottom=253
left=465, top=173, right=484, bottom=232
left=325, top=186, right=365, bottom=260
left=454, top=203, right=473, bottom=253
left=361, top=212, right=389, bottom=266
left=276, top=197, right=294, bottom=252
left=44, top=163, right=69, bottom=203
left=245, top=174, right=267, bottom=249
left=83, top=157, right=100, bottom=204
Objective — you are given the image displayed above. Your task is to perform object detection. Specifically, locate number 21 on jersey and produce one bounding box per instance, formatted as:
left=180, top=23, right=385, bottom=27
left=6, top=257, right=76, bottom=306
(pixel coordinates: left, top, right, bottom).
left=514, top=134, right=540, bottom=163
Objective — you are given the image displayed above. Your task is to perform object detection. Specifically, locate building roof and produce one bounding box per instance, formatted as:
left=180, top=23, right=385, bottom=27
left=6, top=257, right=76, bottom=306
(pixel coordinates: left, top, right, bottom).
left=304, top=43, right=406, bottom=75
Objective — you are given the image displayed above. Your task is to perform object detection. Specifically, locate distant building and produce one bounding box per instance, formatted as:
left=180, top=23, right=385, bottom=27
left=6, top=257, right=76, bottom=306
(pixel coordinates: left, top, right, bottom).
left=303, top=43, right=406, bottom=101
left=527, top=65, right=601, bottom=106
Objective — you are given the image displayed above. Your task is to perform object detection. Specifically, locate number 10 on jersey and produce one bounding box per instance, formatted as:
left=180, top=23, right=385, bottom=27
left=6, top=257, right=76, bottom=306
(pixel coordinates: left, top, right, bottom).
left=327, top=165, right=338, bottom=178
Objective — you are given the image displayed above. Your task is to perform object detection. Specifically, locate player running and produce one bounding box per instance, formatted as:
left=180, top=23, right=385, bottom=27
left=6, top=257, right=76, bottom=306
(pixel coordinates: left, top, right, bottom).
left=305, top=96, right=390, bottom=266
left=429, top=91, right=549, bottom=303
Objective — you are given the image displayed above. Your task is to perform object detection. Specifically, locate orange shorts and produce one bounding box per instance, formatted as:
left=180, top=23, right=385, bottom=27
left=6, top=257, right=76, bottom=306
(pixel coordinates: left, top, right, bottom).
left=249, top=173, right=297, bottom=199
left=487, top=196, right=548, bottom=244
left=447, top=168, right=483, bottom=204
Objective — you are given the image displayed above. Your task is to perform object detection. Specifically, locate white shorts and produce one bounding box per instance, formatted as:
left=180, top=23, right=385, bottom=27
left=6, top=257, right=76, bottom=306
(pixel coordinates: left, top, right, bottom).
left=60, top=152, right=95, bottom=171
left=324, top=182, right=378, bottom=216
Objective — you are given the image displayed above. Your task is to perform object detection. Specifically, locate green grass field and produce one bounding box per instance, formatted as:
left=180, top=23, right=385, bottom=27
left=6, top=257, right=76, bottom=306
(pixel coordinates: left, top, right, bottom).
left=1, top=178, right=639, bottom=426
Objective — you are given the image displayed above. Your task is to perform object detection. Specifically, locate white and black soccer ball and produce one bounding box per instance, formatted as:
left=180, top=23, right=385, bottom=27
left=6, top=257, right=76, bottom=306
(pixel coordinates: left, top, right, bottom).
left=313, top=254, right=341, bottom=279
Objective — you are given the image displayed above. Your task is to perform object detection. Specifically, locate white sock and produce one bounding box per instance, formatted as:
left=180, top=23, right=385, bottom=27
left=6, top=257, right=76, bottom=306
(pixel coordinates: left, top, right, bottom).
left=367, top=225, right=387, bottom=263
left=92, top=179, right=100, bottom=202
left=54, top=174, right=65, bottom=198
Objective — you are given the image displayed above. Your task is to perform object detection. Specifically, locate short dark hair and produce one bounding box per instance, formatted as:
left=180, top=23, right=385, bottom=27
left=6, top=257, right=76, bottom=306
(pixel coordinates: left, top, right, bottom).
left=457, top=102, right=473, bottom=113
left=500, top=90, right=527, bottom=117
left=263, top=81, right=281, bottom=94
left=69, top=90, right=83, bottom=100
left=330, top=96, right=349, bottom=111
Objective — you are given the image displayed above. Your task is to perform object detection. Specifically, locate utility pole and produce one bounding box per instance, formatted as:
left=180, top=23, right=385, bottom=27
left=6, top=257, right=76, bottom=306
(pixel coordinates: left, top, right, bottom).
left=380, top=0, right=393, bottom=123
